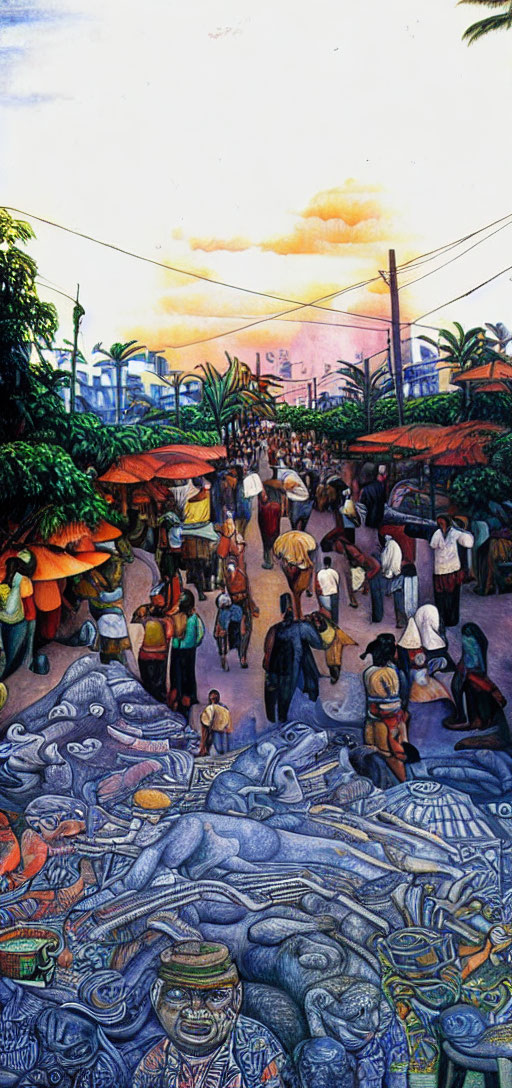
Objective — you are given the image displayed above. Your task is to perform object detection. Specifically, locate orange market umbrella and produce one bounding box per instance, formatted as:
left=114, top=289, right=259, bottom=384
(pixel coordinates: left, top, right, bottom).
left=453, top=358, right=512, bottom=393
left=410, top=422, right=505, bottom=466
left=348, top=421, right=505, bottom=464
left=348, top=424, right=443, bottom=458
left=99, top=452, right=167, bottom=484
left=154, top=460, right=215, bottom=480
left=153, top=444, right=226, bottom=460
left=0, top=546, right=111, bottom=582
left=46, top=520, right=121, bottom=549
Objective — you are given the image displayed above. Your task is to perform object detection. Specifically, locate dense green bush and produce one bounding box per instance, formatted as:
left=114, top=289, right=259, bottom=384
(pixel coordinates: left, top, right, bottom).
left=450, top=466, right=512, bottom=512
left=0, top=442, right=114, bottom=537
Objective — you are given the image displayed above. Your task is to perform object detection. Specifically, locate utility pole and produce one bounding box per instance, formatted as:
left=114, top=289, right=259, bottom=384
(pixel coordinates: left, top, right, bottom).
left=70, top=284, right=84, bottom=414
left=307, top=382, right=313, bottom=409
left=364, top=358, right=371, bottom=433
left=312, top=376, right=317, bottom=409
left=255, top=352, right=261, bottom=379
left=388, top=249, right=404, bottom=426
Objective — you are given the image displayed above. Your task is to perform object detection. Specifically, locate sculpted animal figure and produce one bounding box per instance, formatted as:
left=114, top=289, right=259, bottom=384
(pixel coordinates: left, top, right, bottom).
left=0, top=656, right=196, bottom=810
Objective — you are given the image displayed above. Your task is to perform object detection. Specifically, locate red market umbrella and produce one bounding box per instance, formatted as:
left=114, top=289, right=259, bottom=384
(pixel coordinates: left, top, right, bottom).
left=410, top=422, right=505, bottom=466
left=99, top=452, right=167, bottom=484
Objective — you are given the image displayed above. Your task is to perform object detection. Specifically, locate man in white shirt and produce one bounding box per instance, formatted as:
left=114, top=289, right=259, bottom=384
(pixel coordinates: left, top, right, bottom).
left=430, top=516, right=474, bottom=626
left=380, top=534, right=406, bottom=628
left=316, top=557, right=340, bottom=624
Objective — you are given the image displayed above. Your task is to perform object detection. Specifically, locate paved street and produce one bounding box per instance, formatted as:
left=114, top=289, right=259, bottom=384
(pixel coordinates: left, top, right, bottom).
left=3, top=463, right=512, bottom=763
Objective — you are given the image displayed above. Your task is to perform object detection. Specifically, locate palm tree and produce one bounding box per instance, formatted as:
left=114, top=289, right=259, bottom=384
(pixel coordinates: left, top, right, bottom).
left=420, top=323, right=487, bottom=376
left=92, top=340, right=145, bottom=424
left=484, top=321, right=512, bottom=354
left=196, top=353, right=277, bottom=445
left=336, top=356, right=393, bottom=433
left=138, top=368, right=203, bottom=429
left=420, top=323, right=503, bottom=414
left=460, top=0, right=512, bottom=45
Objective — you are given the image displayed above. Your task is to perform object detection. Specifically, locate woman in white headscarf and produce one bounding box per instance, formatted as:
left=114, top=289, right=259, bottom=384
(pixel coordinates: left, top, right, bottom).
left=398, top=604, right=453, bottom=703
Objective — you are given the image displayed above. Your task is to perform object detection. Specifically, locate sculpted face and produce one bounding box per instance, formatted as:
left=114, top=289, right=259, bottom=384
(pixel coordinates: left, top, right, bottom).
left=37, top=1009, right=99, bottom=1068
left=304, top=978, right=382, bottom=1050
left=153, top=981, right=242, bottom=1057
left=263, top=724, right=328, bottom=770
left=297, top=1038, right=354, bottom=1088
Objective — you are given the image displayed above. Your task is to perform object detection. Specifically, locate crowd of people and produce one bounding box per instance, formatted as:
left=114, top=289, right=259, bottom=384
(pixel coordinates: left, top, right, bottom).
left=1, top=422, right=509, bottom=777
left=0, top=424, right=511, bottom=1088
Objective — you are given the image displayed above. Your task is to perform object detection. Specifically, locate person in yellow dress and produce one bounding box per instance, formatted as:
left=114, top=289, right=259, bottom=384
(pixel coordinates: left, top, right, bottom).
left=310, top=611, right=357, bottom=683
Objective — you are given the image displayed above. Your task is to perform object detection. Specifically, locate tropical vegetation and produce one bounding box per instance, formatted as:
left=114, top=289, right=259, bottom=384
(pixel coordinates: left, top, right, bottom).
left=197, top=353, right=277, bottom=445
left=461, top=0, right=512, bottom=45
left=335, top=356, right=393, bottom=433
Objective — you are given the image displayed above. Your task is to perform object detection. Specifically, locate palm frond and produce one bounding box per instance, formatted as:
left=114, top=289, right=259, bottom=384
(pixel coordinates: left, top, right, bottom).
left=463, top=10, right=512, bottom=41
left=460, top=0, right=511, bottom=8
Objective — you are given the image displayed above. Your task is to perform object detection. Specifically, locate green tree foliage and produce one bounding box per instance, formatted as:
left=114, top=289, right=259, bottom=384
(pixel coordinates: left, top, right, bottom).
left=0, top=442, right=114, bottom=540
left=336, top=357, right=393, bottom=432
left=0, top=209, right=59, bottom=438
left=450, top=466, right=511, bottom=511
left=197, top=353, right=277, bottom=442
left=404, top=393, right=464, bottom=426
left=460, top=0, right=512, bottom=44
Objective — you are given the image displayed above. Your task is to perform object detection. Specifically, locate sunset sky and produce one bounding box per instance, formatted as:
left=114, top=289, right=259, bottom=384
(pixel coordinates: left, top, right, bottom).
left=2, top=0, right=512, bottom=387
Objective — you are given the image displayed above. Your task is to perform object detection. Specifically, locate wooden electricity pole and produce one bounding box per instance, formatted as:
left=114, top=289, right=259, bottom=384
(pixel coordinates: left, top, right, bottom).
left=388, top=250, right=404, bottom=426
left=364, top=357, right=371, bottom=433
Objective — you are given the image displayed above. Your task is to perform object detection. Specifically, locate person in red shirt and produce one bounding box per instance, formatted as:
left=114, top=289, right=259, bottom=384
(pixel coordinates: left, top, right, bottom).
left=257, top=488, right=282, bottom=569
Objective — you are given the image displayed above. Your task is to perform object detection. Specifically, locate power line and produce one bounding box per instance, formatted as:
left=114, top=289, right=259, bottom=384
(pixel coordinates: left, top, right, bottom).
left=410, top=262, right=512, bottom=324
left=36, top=279, right=77, bottom=304
left=398, top=217, right=512, bottom=291
left=20, top=204, right=512, bottom=351
left=144, top=311, right=390, bottom=333
left=396, top=210, right=512, bottom=272
left=5, top=204, right=384, bottom=318
left=150, top=290, right=394, bottom=350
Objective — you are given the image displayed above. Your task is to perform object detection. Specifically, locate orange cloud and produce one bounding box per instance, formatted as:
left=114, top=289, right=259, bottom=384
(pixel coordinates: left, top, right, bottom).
left=300, top=187, right=384, bottom=227
left=189, top=235, right=252, bottom=252
left=183, top=181, right=394, bottom=257
left=260, top=215, right=390, bottom=256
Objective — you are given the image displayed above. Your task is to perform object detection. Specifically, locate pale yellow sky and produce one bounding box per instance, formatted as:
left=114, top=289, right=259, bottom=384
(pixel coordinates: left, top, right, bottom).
left=2, top=0, right=512, bottom=374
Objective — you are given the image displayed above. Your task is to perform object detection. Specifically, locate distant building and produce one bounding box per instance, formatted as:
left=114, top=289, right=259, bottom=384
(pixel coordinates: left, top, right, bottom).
left=52, top=349, right=202, bottom=422
left=402, top=339, right=439, bottom=399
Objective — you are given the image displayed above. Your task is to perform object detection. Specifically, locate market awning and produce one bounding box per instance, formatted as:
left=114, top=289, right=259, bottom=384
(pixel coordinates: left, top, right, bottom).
left=99, top=451, right=167, bottom=483
left=453, top=359, right=512, bottom=391
left=46, top=520, right=121, bottom=549
left=152, top=444, right=226, bottom=460
left=99, top=446, right=223, bottom=485
left=348, top=421, right=505, bottom=465
left=155, top=460, right=215, bottom=480
left=0, top=546, right=111, bottom=582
